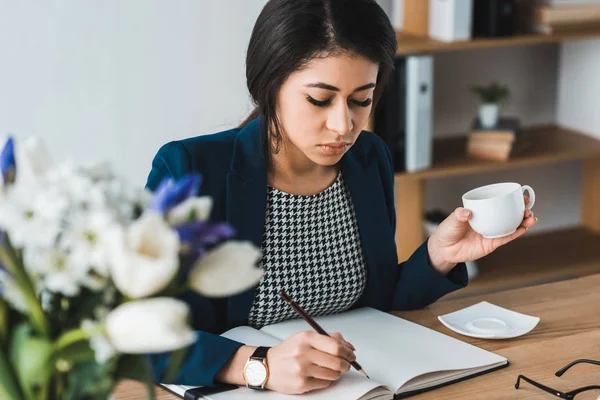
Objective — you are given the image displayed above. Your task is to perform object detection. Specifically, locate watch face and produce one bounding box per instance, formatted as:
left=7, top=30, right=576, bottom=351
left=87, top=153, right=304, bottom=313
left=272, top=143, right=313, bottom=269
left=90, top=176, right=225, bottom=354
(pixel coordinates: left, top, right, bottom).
left=244, top=360, right=267, bottom=386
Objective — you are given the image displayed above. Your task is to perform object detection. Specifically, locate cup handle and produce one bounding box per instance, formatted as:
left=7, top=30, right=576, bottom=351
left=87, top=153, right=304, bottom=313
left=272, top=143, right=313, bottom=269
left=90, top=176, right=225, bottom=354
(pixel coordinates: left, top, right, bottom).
left=522, top=185, right=535, bottom=210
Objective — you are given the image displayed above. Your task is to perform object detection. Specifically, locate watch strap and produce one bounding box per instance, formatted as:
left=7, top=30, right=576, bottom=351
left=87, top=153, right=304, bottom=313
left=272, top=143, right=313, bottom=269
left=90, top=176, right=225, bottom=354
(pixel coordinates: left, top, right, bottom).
left=250, top=346, right=270, bottom=361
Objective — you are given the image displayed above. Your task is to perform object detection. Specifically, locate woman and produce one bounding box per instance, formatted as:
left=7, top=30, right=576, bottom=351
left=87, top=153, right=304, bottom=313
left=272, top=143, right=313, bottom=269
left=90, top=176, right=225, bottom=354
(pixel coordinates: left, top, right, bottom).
left=145, top=0, right=536, bottom=395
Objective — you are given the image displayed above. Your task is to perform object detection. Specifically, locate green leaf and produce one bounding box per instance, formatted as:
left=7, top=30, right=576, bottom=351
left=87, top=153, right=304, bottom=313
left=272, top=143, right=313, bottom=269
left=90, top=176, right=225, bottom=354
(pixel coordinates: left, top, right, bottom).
left=0, top=241, right=49, bottom=336
left=164, top=348, right=187, bottom=383
left=52, top=340, right=96, bottom=365
left=9, top=323, right=52, bottom=399
left=0, top=299, right=7, bottom=341
left=115, top=355, right=156, bottom=400
left=0, top=344, right=25, bottom=400
left=470, top=82, right=510, bottom=104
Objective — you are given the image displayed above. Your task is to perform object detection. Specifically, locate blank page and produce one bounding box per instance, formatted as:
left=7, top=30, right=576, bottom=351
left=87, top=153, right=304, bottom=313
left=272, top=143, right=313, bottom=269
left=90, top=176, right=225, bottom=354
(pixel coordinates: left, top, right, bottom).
left=259, top=307, right=507, bottom=391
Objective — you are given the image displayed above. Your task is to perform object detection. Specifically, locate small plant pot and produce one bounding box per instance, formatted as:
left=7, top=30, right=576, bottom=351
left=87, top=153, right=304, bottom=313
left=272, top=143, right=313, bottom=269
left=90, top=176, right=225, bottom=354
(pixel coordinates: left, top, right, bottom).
left=479, top=103, right=499, bottom=128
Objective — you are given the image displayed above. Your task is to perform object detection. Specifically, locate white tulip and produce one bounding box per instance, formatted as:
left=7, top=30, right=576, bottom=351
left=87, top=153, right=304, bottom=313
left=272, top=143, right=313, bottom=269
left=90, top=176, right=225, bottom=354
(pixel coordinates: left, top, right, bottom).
left=108, top=211, right=180, bottom=299
left=167, top=196, right=213, bottom=225
left=0, top=136, right=53, bottom=187
left=105, top=297, right=197, bottom=353
left=81, top=319, right=117, bottom=363
left=189, top=241, right=263, bottom=297
left=18, top=137, right=53, bottom=183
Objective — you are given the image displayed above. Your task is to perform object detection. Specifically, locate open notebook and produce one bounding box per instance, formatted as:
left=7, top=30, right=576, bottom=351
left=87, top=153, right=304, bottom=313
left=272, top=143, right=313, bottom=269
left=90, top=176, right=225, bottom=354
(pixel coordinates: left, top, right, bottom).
left=161, top=307, right=508, bottom=399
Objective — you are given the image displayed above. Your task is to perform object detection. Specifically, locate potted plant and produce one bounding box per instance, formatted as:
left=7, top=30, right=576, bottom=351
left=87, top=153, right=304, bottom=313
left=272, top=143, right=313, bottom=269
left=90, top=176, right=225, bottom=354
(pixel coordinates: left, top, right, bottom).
left=470, top=82, right=510, bottom=128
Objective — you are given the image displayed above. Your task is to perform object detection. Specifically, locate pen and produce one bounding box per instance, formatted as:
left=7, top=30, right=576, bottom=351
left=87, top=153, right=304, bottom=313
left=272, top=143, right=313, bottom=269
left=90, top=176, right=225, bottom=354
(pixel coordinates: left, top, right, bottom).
left=278, top=289, right=370, bottom=379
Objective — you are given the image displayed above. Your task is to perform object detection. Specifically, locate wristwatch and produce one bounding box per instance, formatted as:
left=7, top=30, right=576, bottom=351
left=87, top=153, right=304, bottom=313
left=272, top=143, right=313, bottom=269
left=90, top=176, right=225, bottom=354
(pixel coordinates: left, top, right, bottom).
left=242, top=346, right=270, bottom=390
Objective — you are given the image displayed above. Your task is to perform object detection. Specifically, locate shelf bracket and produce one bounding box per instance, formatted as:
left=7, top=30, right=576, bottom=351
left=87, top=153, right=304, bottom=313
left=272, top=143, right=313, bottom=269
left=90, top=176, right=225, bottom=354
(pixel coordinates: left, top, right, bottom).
left=581, top=158, right=600, bottom=232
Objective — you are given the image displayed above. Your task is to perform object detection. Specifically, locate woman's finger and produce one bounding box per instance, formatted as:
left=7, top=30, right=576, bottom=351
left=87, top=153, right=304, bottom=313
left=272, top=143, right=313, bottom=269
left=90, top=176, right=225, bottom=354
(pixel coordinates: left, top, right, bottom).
left=521, top=216, right=537, bottom=229
left=307, top=348, right=351, bottom=373
left=329, top=332, right=356, bottom=351
left=305, top=332, right=355, bottom=362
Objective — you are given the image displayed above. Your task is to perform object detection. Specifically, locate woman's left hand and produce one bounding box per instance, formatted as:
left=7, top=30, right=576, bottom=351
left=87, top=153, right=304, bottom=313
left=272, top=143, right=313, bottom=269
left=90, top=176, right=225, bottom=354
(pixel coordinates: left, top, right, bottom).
left=427, top=197, right=538, bottom=275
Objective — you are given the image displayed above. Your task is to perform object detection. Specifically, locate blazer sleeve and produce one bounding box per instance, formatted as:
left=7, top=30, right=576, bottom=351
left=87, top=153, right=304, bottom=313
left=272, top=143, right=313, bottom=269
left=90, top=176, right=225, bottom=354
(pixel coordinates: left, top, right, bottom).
left=376, top=139, right=469, bottom=310
left=144, top=141, right=244, bottom=387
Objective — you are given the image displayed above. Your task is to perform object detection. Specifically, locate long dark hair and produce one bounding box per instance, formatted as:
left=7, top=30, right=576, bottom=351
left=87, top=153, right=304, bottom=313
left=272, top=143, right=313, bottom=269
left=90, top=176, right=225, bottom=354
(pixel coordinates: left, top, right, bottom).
left=239, top=0, right=397, bottom=158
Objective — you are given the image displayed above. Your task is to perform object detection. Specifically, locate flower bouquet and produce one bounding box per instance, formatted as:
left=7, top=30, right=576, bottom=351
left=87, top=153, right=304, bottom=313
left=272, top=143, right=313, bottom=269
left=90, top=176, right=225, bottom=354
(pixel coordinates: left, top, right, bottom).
left=0, top=136, right=263, bottom=400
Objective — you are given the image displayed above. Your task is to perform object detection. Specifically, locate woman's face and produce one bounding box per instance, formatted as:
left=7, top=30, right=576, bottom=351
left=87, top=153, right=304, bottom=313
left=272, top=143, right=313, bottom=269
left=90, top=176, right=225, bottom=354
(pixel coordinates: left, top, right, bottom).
left=275, top=52, right=379, bottom=167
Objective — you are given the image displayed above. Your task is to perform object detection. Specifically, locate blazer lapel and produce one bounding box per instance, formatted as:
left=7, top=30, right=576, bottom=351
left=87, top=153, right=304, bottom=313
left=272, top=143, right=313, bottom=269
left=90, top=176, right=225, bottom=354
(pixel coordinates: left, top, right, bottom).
left=225, top=117, right=268, bottom=327
left=340, top=142, right=396, bottom=310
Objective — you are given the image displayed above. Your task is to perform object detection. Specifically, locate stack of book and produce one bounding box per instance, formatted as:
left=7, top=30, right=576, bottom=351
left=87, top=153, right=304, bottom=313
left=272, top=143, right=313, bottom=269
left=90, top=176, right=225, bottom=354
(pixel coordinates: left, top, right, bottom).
left=466, top=117, right=521, bottom=161
left=533, top=1, right=600, bottom=34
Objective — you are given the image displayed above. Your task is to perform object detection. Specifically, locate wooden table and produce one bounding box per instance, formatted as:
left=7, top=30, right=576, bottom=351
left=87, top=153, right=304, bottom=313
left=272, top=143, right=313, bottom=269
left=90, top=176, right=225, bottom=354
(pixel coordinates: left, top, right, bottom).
left=115, top=274, right=600, bottom=399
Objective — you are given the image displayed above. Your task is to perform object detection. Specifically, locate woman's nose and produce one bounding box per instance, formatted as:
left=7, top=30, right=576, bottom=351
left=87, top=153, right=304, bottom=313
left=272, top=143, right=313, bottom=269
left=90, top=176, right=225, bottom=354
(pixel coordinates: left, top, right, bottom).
left=326, top=104, right=353, bottom=136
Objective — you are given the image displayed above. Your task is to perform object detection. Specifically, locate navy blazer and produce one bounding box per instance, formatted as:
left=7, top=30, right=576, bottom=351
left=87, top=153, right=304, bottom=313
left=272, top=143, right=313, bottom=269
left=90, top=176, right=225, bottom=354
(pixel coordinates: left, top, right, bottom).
left=144, top=116, right=468, bottom=387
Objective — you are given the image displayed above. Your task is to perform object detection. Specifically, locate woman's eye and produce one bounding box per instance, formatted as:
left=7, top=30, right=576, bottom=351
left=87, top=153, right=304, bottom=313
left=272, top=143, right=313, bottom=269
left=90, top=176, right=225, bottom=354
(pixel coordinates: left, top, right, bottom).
left=306, top=96, right=331, bottom=108
left=351, top=98, right=373, bottom=107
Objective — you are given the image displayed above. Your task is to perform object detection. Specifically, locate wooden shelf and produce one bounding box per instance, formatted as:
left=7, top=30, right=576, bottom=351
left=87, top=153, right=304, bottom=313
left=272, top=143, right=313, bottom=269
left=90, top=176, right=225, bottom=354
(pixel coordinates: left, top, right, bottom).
left=443, top=227, right=600, bottom=301
left=396, top=125, right=600, bottom=180
left=396, top=26, right=600, bottom=55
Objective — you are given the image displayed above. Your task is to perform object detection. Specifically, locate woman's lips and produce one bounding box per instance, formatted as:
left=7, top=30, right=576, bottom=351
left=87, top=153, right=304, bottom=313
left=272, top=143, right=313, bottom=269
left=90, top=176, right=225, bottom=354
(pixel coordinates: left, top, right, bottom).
left=318, top=142, right=351, bottom=155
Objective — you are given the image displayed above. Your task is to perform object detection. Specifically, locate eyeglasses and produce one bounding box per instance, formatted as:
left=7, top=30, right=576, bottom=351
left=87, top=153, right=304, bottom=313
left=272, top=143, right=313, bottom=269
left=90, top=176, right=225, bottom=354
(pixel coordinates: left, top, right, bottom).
left=515, top=359, right=600, bottom=399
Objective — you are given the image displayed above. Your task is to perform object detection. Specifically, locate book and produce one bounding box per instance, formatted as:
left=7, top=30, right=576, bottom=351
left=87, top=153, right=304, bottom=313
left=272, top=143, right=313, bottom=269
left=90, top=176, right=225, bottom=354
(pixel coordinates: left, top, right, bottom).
left=467, top=138, right=513, bottom=161
left=532, top=20, right=600, bottom=34
left=471, top=116, right=520, bottom=136
left=533, top=3, right=600, bottom=25
left=466, top=117, right=530, bottom=161
left=161, top=307, right=508, bottom=400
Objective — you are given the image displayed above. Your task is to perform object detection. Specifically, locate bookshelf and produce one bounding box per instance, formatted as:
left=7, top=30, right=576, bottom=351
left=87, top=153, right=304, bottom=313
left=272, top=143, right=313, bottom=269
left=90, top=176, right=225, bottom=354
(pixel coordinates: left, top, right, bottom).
left=382, top=30, right=600, bottom=297
left=393, top=125, right=600, bottom=264
left=396, top=25, right=600, bottom=55
left=399, top=125, right=600, bottom=180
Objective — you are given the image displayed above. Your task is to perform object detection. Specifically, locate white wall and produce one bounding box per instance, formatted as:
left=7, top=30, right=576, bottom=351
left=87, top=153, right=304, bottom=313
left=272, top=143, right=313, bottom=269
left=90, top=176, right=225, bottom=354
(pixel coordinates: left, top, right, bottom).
left=0, top=1, right=264, bottom=186
left=557, top=39, right=600, bottom=138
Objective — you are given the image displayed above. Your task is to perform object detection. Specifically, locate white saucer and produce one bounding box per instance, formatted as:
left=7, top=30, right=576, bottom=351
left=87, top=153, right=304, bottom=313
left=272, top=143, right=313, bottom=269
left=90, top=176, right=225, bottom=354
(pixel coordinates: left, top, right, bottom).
left=438, top=301, right=540, bottom=339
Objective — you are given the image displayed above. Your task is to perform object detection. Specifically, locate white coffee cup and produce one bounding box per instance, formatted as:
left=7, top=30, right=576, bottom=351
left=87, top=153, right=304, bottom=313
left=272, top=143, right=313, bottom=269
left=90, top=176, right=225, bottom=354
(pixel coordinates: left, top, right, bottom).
left=462, top=182, right=535, bottom=239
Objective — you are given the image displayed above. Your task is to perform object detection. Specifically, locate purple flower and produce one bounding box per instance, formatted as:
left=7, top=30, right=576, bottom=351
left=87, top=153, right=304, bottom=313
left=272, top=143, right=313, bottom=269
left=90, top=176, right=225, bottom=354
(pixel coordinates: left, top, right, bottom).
left=176, top=221, right=236, bottom=275
left=149, top=174, right=202, bottom=215
left=176, top=221, right=236, bottom=249
left=0, top=137, right=16, bottom=185
left=0, top=232, right=7, bottom=296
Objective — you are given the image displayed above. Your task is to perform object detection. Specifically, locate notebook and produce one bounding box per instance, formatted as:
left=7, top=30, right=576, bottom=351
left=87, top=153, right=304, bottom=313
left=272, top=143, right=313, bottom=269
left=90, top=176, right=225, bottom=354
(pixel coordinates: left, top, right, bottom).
left=160, top=307, right=508, bottom=399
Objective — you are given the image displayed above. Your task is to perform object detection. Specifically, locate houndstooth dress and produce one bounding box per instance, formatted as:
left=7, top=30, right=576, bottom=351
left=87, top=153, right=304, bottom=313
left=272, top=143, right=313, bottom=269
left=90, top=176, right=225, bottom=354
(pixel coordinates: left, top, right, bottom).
left=247, top=172, right=367, bottom=329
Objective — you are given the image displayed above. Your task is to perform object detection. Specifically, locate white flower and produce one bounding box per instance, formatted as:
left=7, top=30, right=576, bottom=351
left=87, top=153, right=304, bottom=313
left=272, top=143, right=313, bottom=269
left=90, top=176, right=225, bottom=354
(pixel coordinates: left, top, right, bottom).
left=0, top=270, right=28, bottom=313
left=105, top=297, right=197, bottom=353
left=82, top=319, right=117, bottom=363
left=189, top=241, right=263, bottom=297
left=0, top=136, right=53, bottom=187
left=43, top=163, right=106, bottom=210
left=62, top=209, right=115, bottom=279
left=0, top=181, right=66, bottom=248
left=167, top=197, right=213, bottom=225
left=24, top=247, right=86, bottom=297
left=108, top=211, right=180, bottom=299
left=79, top=161, right=114, bottom=181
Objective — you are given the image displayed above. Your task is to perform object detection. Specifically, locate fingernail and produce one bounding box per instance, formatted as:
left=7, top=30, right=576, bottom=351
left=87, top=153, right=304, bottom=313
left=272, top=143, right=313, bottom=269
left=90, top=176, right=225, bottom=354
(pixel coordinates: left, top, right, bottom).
left=460, top=210, right=470, bottom=219
left=535, top=217, right=538, bottom=222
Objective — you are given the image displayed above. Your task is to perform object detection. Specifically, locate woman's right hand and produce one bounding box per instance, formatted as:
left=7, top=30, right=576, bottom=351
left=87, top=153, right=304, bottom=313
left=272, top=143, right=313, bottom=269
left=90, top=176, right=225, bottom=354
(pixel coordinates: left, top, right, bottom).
left=265, top=331, right=356, bottom=394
